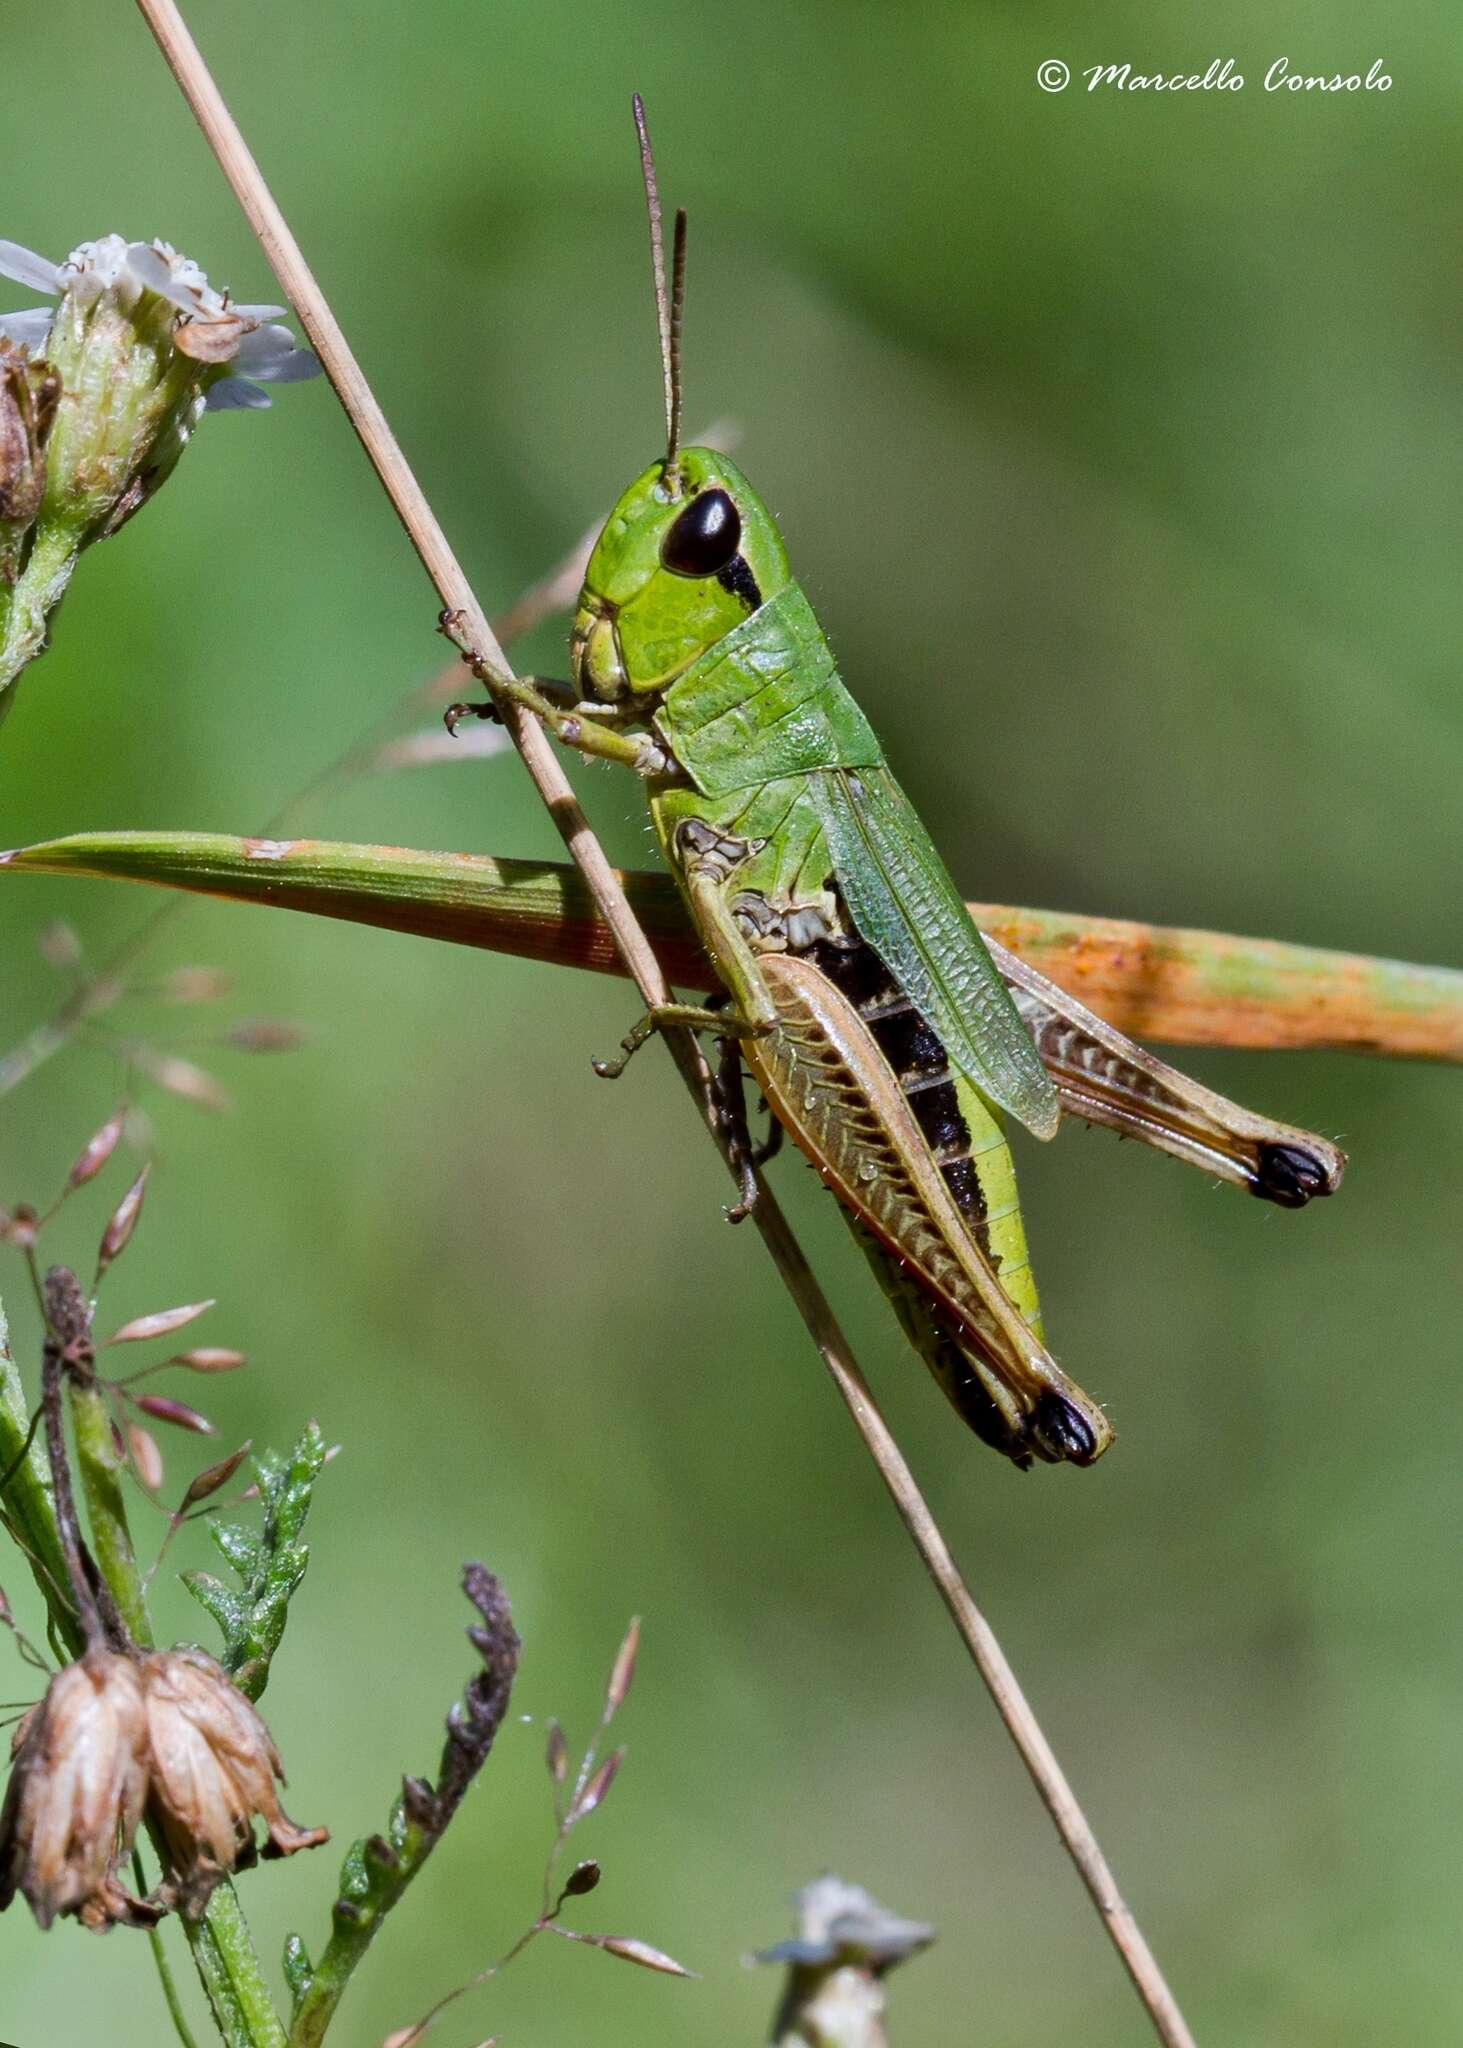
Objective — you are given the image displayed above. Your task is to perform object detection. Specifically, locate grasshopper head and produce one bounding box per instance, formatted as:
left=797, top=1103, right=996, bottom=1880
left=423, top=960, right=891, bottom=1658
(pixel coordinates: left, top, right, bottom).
left=571, top=448, right=790, bottom=703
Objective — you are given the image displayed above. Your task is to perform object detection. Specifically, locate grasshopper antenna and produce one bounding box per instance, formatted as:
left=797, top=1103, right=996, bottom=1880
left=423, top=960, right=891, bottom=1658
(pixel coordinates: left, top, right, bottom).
left=632, top=92, right=685, bottom=490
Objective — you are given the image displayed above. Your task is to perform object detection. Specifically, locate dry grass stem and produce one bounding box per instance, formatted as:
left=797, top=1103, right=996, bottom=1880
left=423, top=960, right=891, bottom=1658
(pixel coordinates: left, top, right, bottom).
left=130, top=4, right=1198, bottom=2041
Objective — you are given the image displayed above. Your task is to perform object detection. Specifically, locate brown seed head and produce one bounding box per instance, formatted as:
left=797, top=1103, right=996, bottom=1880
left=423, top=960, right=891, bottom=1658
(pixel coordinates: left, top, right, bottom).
left=126, top=1423, right=165, bottom=1493
left=141, top=1648, right=326, bottom=1918
left=65, top=1108, right=127, bottom=1194
left=97, top=1167, right=149, bottom=1278
left=133, top=1394, right=215, bottom=1436
left=162, top=966, right=235, bottom=1004
left=0, top=1651, right=152, bottom=1931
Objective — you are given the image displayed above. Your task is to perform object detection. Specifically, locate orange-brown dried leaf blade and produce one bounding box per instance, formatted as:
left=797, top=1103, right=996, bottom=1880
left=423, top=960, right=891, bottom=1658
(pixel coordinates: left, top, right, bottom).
left=9, top=832, right=1459, bottom=1060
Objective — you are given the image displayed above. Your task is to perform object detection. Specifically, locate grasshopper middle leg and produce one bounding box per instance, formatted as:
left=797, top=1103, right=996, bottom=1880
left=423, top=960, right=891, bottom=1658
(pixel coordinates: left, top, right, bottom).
left=591, top=830, right=781, bottom=1078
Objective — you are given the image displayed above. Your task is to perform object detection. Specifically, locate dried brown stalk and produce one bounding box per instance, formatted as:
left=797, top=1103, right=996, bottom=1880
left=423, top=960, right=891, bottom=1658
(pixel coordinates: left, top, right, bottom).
left=129, top=5, right=1197, bottom=2040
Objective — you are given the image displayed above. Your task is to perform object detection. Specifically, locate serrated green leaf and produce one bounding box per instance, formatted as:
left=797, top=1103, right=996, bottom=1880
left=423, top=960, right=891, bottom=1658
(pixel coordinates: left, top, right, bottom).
left=181, top=1569, right=244, bottom=1635
left=336, top=1841, right=371, bottom=1903
left=210, top=1521, right=264, bottom=1577
left=181, top=1422, right=326, bottom=1700
left=282, top=1933, right=314, bottom=2012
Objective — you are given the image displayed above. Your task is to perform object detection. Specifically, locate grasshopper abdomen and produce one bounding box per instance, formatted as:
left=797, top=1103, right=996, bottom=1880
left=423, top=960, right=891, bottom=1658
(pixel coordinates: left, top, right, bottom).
left=738, top=948, right=1114, bottom=1469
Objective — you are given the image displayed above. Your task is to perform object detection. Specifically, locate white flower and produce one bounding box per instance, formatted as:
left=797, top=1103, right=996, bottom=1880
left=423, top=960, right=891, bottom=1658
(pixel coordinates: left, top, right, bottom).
left=0, top=232, right=322, bottom=695
left=0, top=235, right=318, bottom=407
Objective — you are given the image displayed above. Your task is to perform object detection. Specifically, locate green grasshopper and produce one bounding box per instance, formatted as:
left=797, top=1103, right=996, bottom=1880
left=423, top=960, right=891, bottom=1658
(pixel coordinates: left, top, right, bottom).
left=445, top=99, right=1344, bottom=1470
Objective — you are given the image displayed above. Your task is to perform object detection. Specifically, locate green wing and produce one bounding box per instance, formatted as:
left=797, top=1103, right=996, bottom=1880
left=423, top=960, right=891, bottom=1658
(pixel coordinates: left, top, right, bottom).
left=813, top=766, right=1061, bottom=1140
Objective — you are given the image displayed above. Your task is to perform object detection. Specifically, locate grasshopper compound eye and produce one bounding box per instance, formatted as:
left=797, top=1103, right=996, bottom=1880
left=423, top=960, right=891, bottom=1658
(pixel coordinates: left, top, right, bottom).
left=660, top=487, right=741, bottom=577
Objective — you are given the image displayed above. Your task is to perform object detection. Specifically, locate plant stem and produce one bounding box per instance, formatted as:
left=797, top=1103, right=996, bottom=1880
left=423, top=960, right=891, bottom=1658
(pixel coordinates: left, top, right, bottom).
left=0, top=1290, right=78, bottom=1648
left=132, top=8, right=1198, bottom=2040
left=0, top=521, right=80, bottom=695
left=286, top=1811, right=434, bottom=2048
left=185, top=1887, right=289, bottom=2048
left=139, top=1852, right=203, bottom=2048
left=39, top=1335, right=105, bottom=1652
left=62, top=1300, right=285, bottom=2047
left=68, top=1378, right=153, bottom=1645
left=0, top=964, right=126, bottom=1096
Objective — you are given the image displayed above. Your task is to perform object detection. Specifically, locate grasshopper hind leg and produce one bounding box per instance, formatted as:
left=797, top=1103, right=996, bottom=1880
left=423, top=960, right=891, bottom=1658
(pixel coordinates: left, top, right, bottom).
left=872, top=1251, right=1104, bottom=1469
left=710, top=1029, right=759, bottom=1222
left=864, top=1236, right=1098, bottom=1466
left=1255, top=1142, right=1335, bottom=1208
left=709, top=1030, right=786, bottom=1223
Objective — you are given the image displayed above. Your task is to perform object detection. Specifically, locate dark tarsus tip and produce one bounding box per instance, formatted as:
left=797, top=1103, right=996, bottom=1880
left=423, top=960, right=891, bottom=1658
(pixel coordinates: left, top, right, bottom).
left=1254, top=1142, right=1332, bottom=1209
left=1031, top=1391, right=1101, bottom=1466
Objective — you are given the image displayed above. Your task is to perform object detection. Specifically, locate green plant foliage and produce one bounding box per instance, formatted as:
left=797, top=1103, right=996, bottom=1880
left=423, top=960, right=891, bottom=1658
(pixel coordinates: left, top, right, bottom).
left=181, top=1424, right=326, bottom=1702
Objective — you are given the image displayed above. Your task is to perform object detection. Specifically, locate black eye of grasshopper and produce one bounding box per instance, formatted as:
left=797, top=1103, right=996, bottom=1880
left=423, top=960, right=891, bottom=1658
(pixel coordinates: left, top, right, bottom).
left=660, top=487, right=742, bottom=577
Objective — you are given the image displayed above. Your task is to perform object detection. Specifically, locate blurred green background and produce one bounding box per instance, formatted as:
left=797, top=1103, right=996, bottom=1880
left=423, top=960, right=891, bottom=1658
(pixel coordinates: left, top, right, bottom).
left=2, top=1, right=1459, bottom=2042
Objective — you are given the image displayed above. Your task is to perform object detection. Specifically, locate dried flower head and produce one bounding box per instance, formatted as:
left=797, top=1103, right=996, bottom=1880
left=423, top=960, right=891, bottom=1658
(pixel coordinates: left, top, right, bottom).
left=0, top=232, right=316, bottom=421
left=142, top=1647, right=326, bottom=1917
left=0, top=1650, right=152, bottom=1931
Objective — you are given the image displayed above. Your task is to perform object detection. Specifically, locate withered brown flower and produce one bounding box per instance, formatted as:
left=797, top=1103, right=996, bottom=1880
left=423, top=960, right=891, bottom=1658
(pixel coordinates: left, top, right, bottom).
left=0, top=336, right=59, bottom=535
left=0, top=1651, right=152, bottom=1931
left=142, top=1647, right=326, bottom=1917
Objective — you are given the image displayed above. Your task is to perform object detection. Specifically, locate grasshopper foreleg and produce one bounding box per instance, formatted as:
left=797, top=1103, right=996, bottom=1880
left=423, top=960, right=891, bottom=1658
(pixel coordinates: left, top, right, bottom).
left=439, top=611, right=668, bottom=772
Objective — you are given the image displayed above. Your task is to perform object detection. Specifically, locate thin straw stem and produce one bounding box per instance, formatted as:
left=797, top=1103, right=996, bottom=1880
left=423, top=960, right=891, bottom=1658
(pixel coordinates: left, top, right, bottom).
left=131, top=7, right=1197, bottom=2041
left=40, top=1338, right=102, bottom=1652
